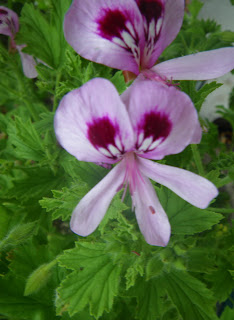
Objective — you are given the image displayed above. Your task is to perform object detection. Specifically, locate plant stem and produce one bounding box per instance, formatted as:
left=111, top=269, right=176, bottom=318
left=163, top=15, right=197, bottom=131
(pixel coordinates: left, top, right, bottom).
left=191, top=144, right=205, bottom=176
left=207, top=207, right=234, bottom=214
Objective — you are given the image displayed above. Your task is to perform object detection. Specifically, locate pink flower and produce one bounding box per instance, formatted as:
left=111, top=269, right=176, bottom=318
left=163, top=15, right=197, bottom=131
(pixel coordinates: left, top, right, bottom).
left=64, top=0, right=234, bottom=82
left=54, top=78, right=218, bottom=246
left=0, top=6, right=37, bottom=78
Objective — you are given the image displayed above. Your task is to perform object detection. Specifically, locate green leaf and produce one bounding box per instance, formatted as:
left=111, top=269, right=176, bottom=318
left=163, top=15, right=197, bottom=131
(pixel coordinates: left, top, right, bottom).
left=40, top=182, right=89, bottom=221
left=146, top=255, right=164, bottom=281
left=163, top=269, right=218, bottom=320
left=209, top=269, right=234, bottom=301
left=188, top=0, right=204, bottom=19
left=220, top=306, right=234, bottom=320
left=157, top=187, right=223, bottom=235
left=128, top=277, right=165, bottom=320
left=57, top=243, right=122, bottom=318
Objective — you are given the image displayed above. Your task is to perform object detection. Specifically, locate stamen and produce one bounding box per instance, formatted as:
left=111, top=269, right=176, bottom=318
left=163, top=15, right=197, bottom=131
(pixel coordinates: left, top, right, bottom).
left=149, top=206, right=156, bottom=214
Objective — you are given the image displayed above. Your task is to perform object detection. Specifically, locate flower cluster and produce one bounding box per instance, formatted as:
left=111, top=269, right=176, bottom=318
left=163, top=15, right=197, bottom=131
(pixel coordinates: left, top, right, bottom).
left=54, top=0, right=234, bottom=246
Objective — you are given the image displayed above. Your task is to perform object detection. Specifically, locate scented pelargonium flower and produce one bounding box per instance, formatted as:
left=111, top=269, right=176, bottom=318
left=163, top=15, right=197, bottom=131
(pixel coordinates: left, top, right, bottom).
left=64, top=0, right=234, bottom=82
left=0, top=6, right=37, bottom=78
left=54, top=78, right=218, bottom=246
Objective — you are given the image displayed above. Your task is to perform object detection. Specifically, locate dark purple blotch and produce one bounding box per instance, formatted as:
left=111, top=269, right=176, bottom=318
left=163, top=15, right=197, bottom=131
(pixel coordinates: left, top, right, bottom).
left=137, top=111, right=172, bottom=148
left=87, top=116, right=119, bottom=150
left=137, top=0, right=163, bottom=23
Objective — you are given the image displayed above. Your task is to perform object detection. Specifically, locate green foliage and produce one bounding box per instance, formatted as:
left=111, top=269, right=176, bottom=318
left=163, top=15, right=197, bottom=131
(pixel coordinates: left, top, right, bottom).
left=0, top=0, right=233, bottom=319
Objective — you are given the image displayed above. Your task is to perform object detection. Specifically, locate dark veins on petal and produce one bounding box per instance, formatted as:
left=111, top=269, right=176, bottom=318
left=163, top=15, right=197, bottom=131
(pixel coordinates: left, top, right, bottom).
left=98, top=9, right=128, bottom=40
left=87, top=117, right=123, bottom=159
left=136, top=0, right=163, bottom=24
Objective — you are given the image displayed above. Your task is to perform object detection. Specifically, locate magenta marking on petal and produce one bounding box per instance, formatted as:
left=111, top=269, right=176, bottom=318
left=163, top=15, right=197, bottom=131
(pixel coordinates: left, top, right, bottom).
left=98, top=9, right=128, bottom=41
left=87, top=117, right=123, bottom=159
left=149, top=205, right=156, bottom=214
left=137, top=0, right=163, bottom=24
left=0, top=9, right=8, bottom=15
left=136, top=111, right=172, bottom=151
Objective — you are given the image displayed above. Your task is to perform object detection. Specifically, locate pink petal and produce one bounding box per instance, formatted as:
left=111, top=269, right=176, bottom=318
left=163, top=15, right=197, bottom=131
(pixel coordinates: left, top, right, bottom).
left=142, top=0, right=184, bottom=69
left=0, top=6, right=19, bottom=38
left=132, top=168, right=171, bottom=246
left=126, top=80, right=201, bottom=159
left=70, top=161, right=126, bottom=236
left=138, top=157, right=218, bottom=209
left=64, top=0, right=144, bottom=74
left=54, top=78, right=134, bottom=164
left=17, top=45, right=38, bottom=78
left=152, top=48, right=234, bottom=80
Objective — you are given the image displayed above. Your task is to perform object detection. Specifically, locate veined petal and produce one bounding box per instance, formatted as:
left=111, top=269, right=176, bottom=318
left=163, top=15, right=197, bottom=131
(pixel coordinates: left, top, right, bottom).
left=138, top=157, right=218, bottom=209
left=64, top=0, right=144, bottom=74
left=54, top=78, right=134, bottom=164
left=131, top=167, right=170, bottom=246
left=17, top=45, right=38, bottom=79
left=70, top=161, right=126, bottom=236
left=152, top=48, right=234, bottom=80
left=126, top=80, right=200, bottom=159
left=142, top=0, right=184, bottom=69
left=0, top=6, right=19, bottom=37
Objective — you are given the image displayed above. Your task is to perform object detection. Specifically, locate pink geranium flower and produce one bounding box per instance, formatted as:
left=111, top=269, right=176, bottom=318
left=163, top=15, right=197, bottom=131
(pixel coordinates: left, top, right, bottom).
left=54, top=78, right=218, bottom=246
left=0, top=6, right=37, bottom=78
left=64, top=0, right=234, bottom=82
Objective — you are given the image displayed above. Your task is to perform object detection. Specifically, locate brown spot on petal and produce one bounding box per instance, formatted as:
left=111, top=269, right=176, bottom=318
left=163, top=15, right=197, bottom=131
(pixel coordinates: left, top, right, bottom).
left=149, top=205, right=156, bottom=214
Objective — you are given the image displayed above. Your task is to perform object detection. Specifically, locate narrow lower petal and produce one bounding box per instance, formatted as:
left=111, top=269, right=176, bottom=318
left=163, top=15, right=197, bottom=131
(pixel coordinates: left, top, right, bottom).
left=152, top=48, right=234, bottom=80
left=0, top=6, right=19, bottom=37
left=132, top=168, right=171, bottom=246
left=64, top=0, right=144, bottom=74
left=142, top=0, right=184, bottom=69
left=138, top=158, right=218, bottom=209
left=126, top=80, right=201, bottom=159
left=54, top=78, right=134, bottom=164
left=17, top=45, right=38, bottom=79
left=70, top=161, right=126, bottom=236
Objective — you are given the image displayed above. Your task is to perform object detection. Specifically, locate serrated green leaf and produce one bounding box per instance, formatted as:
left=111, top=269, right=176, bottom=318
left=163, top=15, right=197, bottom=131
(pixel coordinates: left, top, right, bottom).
left=157, top=187, right=223, bottom=235
left=57, top=243, right=122, bottom=318
left=188, top=0, right=204, bottom=19
left=146, top=255, right=163, bottom=281
left=220, top=306, right=234, bottom=320
left=164, top=269, right=218, bottom=320
left=209, top=269, right=234, bottom=301
left=110, top=71, right=127, bottom=94
left=128, top=277, right=164, bottom=320
left=40, top=182, right=89, bottom=221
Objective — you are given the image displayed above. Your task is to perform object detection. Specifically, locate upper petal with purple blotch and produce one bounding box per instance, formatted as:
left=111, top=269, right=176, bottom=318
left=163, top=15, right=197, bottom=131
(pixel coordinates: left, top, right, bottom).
left=138, top=157, right=218, bottom=209
left=64, top=0, right=144, bottom=74
left=0, top=6, right=19, bottom=38
left=70, top=161, right=126, bottom=236
left=140, top=0, right=184, bottom=70
left=131, top=161, right=171, bottom=246
left=152, top=48, right=234, bottom=80
left=126, top=80, right=201, bottom=160
left=54, top=78, right=135, bottom=164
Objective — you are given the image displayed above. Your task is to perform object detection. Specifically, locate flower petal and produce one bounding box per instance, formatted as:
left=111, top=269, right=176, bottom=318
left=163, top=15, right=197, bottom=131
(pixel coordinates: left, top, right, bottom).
left=132, top=168, right=171, bottom=246
left=17, top=45, right=38, bottom=79
left=143, top=0, right=184, bottom=69
left=126, top=80, right=201, bottom=159
left=54, top=78, right=134, bottom=164
left=64, top=0, right=144, bottom=74
left=152, top=48, right=234, bottom=80
left=70, top=161, right=126, bottom=236
left=0, top=6, right=19, bottom=37
left=138, top=158, right=218, bottom=209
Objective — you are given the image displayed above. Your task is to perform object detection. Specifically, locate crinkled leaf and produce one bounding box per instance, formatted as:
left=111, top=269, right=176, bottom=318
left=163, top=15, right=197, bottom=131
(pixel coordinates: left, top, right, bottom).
left=157, top=187, right=223, bottom=235
left=163, top=269, right=218, bottom=320
left=57, top=243, right=122, bottom=318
